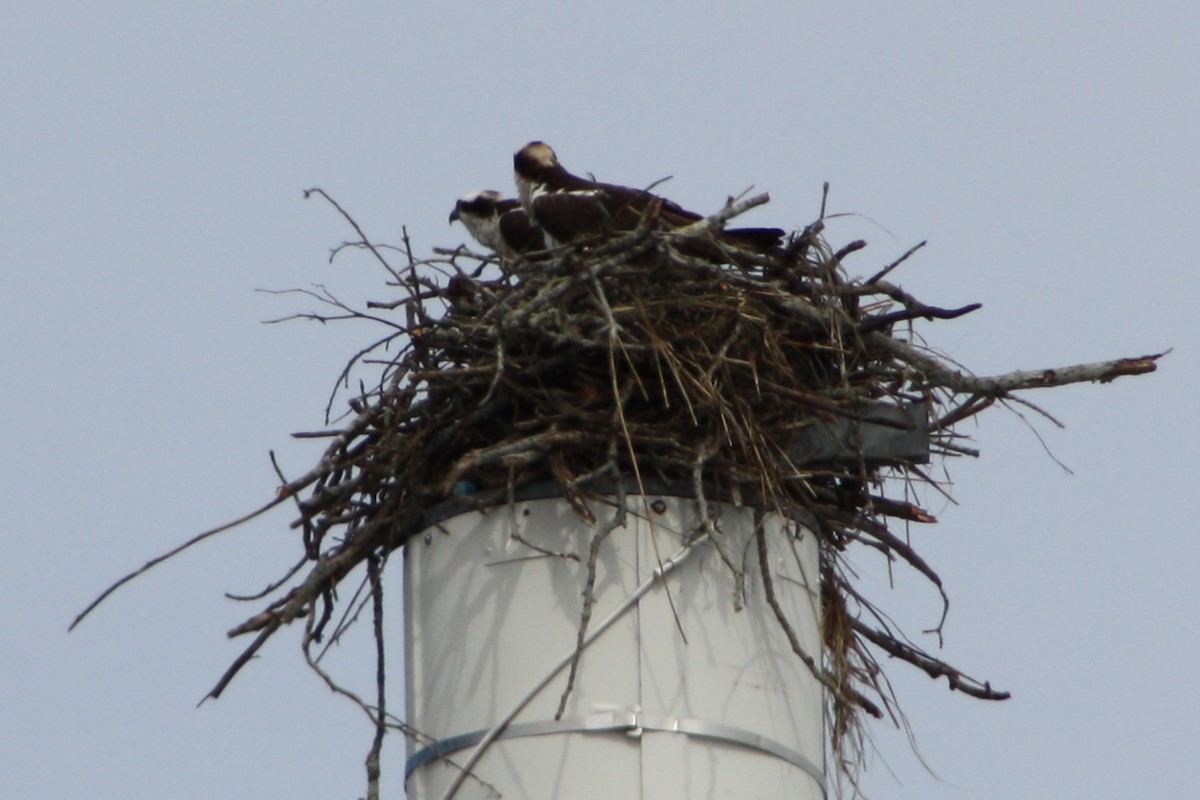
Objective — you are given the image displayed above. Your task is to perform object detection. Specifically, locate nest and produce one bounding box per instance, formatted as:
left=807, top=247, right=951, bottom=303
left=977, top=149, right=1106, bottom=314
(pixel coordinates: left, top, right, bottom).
left=73, top=188, right=1162, bottom=794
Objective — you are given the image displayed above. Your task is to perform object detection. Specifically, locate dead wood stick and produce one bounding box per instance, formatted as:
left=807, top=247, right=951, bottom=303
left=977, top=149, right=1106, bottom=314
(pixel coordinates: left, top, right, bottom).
left=852, top=619, right=1010, bottom=701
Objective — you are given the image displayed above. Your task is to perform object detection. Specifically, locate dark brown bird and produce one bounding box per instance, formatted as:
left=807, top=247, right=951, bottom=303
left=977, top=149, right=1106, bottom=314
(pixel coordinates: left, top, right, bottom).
left=450, top=190, right=547, bottom=261
left=513, top=141, right=783, bottom=260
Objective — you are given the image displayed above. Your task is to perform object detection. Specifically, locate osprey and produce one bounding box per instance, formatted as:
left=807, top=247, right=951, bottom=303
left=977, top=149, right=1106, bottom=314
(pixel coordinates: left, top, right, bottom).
left=513, top=141, right=784, bottom=259
left=449, top=190, right=546, bottom=260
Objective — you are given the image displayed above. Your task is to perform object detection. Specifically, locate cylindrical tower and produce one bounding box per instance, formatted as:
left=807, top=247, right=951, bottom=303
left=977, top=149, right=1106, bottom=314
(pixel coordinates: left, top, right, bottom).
left=405, top=489, right=825, bottom=799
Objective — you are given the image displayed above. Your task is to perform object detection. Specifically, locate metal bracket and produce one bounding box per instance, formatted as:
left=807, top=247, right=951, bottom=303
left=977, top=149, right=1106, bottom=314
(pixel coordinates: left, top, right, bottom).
left=788, top=400, right=930, bottom=466
left=406, top=708, right=826, bottom=796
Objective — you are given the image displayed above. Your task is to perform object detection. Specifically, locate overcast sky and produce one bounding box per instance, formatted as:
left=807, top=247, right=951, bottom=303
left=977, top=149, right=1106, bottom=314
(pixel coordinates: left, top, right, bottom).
left=4, top=3, right=1196, bottom=798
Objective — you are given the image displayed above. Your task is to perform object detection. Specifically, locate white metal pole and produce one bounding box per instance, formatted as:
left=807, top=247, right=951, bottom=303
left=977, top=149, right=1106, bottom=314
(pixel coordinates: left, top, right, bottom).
left=405, top=491, right=826, bottom=799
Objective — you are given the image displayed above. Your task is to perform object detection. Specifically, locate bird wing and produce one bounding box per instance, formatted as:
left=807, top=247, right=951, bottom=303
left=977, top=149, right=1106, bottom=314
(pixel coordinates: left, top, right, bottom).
left=498, top=208, right=547, bottom=254
left=528, top=191, right=612, bottom=245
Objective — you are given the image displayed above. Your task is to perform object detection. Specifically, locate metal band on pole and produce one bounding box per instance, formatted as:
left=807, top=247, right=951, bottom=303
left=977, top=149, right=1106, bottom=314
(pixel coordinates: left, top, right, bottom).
left=407, top=709, right=827, bottom=796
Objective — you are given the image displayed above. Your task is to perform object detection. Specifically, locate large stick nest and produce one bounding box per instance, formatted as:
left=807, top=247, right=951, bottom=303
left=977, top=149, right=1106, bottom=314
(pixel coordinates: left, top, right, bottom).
left=74, top=188, right=1162, bottom=792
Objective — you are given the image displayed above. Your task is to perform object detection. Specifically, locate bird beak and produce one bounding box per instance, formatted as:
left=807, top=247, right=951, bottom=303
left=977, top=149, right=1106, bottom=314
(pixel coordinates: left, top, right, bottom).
left=449, top=206, right=460, bottom=224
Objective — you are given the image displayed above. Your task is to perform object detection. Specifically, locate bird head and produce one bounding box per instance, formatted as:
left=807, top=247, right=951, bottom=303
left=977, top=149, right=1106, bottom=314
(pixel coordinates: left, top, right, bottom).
left=450, top=190, right=505, bottom=224
left=514, top=141, right=560, bottom=177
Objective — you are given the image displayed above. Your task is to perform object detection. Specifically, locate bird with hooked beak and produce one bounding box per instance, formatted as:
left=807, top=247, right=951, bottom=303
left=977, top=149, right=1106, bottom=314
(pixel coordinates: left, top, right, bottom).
left=449, top=190, right=546, bottom=261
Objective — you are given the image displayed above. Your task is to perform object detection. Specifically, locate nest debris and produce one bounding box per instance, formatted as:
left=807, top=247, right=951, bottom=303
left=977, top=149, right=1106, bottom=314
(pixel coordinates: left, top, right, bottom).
left=73, top=187, right=1162, bottom=795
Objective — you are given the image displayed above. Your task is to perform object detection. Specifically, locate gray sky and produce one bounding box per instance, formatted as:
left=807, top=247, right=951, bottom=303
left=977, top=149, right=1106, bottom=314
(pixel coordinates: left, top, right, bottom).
left=5, top=3, right=1196, bottom=797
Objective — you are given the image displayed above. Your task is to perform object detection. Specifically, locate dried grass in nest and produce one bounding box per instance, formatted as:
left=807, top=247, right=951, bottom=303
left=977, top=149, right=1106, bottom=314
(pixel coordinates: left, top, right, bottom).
left=72, top=188, right=1163, bottom=795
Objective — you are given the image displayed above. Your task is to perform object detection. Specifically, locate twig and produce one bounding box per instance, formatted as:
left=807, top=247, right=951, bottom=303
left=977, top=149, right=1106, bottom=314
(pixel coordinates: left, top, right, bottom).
left=69, top=495, right=291, bottom=631
left=671, top=192, right=772, bottom=238
left=853, top=619, right=1010, bottom=700
left=304, top=187, right=404, bottom=285
left=364, top=555, right=386, bottom=800
left=555, top=476, right=627, bottom=719
left=754, top=513, right=883, bottom=718
left=866, top=241, right=927, bottom=284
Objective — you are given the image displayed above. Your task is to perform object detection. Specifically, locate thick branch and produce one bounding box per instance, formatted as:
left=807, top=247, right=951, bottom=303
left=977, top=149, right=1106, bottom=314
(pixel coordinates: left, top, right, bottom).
left=875, top=341, right=1166, bottom=395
